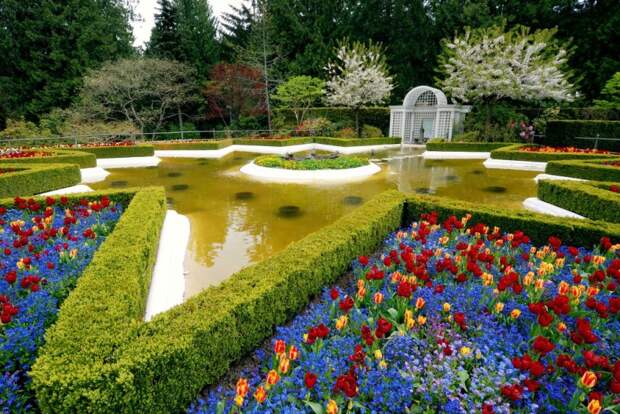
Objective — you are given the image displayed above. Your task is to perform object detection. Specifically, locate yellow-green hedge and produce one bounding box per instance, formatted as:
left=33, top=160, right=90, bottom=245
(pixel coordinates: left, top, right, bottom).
left=545, top=158, right=620, bottom=182
left=0, top=149, right=96, bottom=168
left=538, top=180, right=620, bottom=223
left=0, top=163, right=81, bottom=198
left=76, top=144, right=155, bottom=158
left=490, top=144, right=618, bottom=162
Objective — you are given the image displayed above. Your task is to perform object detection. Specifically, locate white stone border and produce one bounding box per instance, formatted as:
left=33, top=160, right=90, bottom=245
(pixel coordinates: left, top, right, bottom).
left=534, top=173, right=587, bottom=182
left=145, top=210, right=190, bottom=321
left=155, top=143, right=403, bottom=159
left=422, top=151, right=490, bottom=160
left=96, top=156, right=161, bottom=169
left=240, top=161, right=382, bottom=183
left=483, top=158, right=547, bottom=172
left=523, top=197, right=584, bottom=219
left=39, top=184, right=93, bottom=196
left=80, top=167, right=110, bottom=183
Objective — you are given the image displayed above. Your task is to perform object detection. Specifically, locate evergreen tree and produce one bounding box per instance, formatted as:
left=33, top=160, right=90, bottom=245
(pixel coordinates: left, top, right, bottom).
left=0, top=0, right=134, bottom=124
left=147, top=0, right=180, bottom=60
left=219, top=0, right=257, bottom=60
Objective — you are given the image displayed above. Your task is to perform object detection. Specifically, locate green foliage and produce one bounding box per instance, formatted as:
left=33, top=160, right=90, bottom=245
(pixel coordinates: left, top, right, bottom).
left=403, top=194, right=620, bottom=248
left=32, top=190, right=406, bottom=412
left=335, top=127, right=357, bottom=138
left=463, top=103, right=525, bottom=142
left=274, top=107, right=390, bottom=134
left=543, top=120, right=620, bottom=151
left=0, top=0, right=133, bottom=123
left=294, top=117, right=335, bottom=136
left=594, top=72, right=620, bottom=110
left=152, top=137, right=400, bottom=150
left=153, top=139, right=233, bottom=150
left=490, top=144, right=618, bottom=162
left=451, top=131, right=480, bottom=142
left=0, top=150, right=96, bottom=168
left=233, top=137, right=313, bottom=146
left=426, top=141, right=513, bottom=152
left=538, top=180, right=620, bottom=223
left=0, top=118, right=52, bottom=141
left=156, top=122, right=201, bottom=140
left=273, top=76, right=325, bottom=125
left=255, top=155, right=368, bottom=170
left=545, top=159, right=620, bottom=182
left=361, top=125, right=383, bottom=138
left=313, top=137, right=401, bottom=146
left=0, top=163, right=81, bottom=198
left=76, top=145, right=155, bottom=159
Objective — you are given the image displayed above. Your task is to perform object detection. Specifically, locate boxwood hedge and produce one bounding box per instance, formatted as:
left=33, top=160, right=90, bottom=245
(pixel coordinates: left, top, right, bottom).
left=152, top=137, right=400, bottom=151
left=0, top=163, right=81, bottom=198
left=30, top=190, right=620, bottom=413
left=0, top=149, right=96, bottom=168
left=545, top=158, right=620, bottom=182
left=425, top=141, right=514, bottom=152
left=233, top=137, right=313, bottom=146
left=538, top=180, right=620, bottom=223
left=76, top=144, right=155, bottom=158
left=152, top=139, right=233, bottom=150
left=313, top=137, right=400, bottom=146
left=490, top=144, right=619, bottom=162
left=543, top=120, right=620, bottom=151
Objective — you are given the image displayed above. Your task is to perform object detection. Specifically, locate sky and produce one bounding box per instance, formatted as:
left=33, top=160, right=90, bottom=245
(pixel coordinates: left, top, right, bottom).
left=132, top=0, right=246, bottom=47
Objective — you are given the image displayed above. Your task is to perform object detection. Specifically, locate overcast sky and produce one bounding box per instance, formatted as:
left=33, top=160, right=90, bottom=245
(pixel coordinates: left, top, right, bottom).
left=132, top=0, right=246, bottom=47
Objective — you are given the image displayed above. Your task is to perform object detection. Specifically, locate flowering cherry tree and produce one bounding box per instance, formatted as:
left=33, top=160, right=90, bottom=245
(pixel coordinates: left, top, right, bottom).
left=325, top=41, right=394, bottom=136
left=437, top=25, right=575, bottom=104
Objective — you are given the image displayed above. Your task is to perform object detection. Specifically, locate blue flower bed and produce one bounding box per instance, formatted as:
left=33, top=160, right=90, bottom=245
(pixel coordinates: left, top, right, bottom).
left=189, top=212, right=620, bottom=414
left=0, top=195, right=122, bottom=411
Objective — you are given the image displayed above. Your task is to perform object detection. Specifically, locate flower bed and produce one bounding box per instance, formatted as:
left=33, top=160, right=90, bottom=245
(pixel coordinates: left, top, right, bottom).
left=0, top=195, right=123, bottom=411
left=192, top=212, right=620, bottom=413
left=254, top=155, right=369, bottom=170
left=491, top=145, right=619, bottom=163
left=0, top=163, right=81, bottom=198
left=0, top=149, right=96, bottom=168
left=0, top=149, right=51, bottom=159
left=538, top=180, right=620, bottom=223
left=545, top=159, right=620, bottom=182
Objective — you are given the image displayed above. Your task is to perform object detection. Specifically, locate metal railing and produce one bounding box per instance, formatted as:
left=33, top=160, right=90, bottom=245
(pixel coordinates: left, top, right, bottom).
left=574, top=135, right=620, bottom=150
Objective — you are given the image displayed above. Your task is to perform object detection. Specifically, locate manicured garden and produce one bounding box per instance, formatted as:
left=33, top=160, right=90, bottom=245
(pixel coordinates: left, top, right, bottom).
left=490, top=145, right=619, bottom=163
left=189, top=211, right=620, bottom=413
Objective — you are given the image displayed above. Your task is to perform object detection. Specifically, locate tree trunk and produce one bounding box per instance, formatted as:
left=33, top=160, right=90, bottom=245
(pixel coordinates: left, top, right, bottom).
left=177, top=106, right=184, bottom=140
left=355, top=109, right=360, bottom=138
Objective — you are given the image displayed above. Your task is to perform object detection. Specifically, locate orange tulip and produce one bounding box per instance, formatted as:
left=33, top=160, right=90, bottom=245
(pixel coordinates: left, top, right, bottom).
left=254, top=386, right=267, bottom=403
left=266, top=369, right=280, bottom=386
left=580, top=371, right=597, bottom=388
left=235, top=378, right=249, bottom=398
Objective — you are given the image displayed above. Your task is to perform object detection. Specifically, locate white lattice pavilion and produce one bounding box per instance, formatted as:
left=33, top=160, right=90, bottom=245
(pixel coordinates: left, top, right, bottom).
left=389, top=86, right=470, bottom=143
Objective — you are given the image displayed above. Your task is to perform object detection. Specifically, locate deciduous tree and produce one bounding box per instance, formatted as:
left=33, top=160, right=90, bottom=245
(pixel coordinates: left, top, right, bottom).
left=273, top=76, right=325, bottom=126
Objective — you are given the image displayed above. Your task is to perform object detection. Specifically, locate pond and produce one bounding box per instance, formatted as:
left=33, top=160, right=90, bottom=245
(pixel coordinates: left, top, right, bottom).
left=90, top=148, right=537, bottom=298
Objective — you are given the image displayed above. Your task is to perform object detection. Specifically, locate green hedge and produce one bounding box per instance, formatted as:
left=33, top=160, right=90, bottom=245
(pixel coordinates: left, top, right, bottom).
left=543, top=120, right=620, bottom=151
left=537, top=180, right=620, bottom=223
left=545, top=158, right=620, bottom=182
left=314, top=137, right=400, bottom=146
left=274, top=107, right=390, bottom=133
left=403, top=194, right=620, bottom=247
left=233, top=137, right=313, bottom=146
left=255, top=155, right=368, bottom=170
left=76, top=144, right=155, bottom=158
left=0, top=149, right=96, bottom=168
left=31, top=187, right=167, bottom=413
left=490, top=144, right=618, bottom=162
left=31, top=190, right=406, bottom=413
left=0, top=163, right=81, bottom=198
left=153, top=139, right=233, bottom=150
left=426, top=141, right=514, bottom=152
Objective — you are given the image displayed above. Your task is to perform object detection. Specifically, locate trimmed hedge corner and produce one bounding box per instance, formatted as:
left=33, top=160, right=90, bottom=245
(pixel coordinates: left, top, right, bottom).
left=314, top=137, right=400, bottom=146
left=0, top=149, right=96, bottom=168
left=426, top=141, right=513, bottom=152
left=0, top=163, right=81, bottom=198
left=403, top=194, right=620, bottom=247
left=76, top=144, right=155, bottom=158
left=543, top=120, right=620, bottom=151
left=538, top=180, right=620, bottom=223
left=490, top=144, right=618, bottom=162
left=545, top=158, right=620, bottom=182
left=31, top=187, right=167, bottom=413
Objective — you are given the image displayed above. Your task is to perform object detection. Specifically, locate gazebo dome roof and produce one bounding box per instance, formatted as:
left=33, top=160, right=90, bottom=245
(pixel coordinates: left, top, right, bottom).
left=402, top=86, right=448, bottom=108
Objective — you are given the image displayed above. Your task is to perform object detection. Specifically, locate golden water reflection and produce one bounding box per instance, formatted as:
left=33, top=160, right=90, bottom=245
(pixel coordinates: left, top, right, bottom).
left=91, top=148, right=537, bottom=297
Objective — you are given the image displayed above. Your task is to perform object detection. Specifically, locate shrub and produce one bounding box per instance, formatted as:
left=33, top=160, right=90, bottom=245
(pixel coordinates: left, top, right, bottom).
left=361, top=124, right=383, bottom=138
left=76, top=144, right=155, bottom=158
left=543, top=120, right=620, bottom=151
left=254, top=155, right=368, bottom=170
left=426, top=141, right=513, bottom=152
left=313, top=137, right=401, bottom=146
left=490, top=144, right=619, bottom=162
left=153, top=139, right=233, bottom=150
left=335, top=127, right=357, bottom=138
left=156, top=122, right=201, bottom=140
left=294, top=117, right=334, bottom=136
left=0, top=149, right=96, bottom=168
left=451, top=131, right=480, bottom=142
left=233, top=137, right=313, bottom=147
left=0, top=163, right=81, bottom=197
left=545, top=158, right=620, bottom=182
left=274, top=107, right=390, bottom=134
left=538, top=180, right=620, bottom=223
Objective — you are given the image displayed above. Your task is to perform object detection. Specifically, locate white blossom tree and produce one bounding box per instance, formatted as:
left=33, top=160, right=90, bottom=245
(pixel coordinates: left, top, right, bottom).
left=325, top=41, right=394, bottom=137
left=437, top=25, right=575, bottom=104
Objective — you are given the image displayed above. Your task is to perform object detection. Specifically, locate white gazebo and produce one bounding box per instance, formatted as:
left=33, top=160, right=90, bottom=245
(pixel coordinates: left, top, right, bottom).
left=389, top=86, right=470, bottom=143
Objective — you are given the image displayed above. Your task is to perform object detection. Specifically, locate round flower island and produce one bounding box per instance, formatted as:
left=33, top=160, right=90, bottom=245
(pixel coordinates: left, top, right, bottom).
left=240, top=153, right=381, bottom=183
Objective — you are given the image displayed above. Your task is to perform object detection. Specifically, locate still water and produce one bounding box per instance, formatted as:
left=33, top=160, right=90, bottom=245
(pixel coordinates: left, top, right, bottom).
left=90, top=148, right=537, bottom=298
